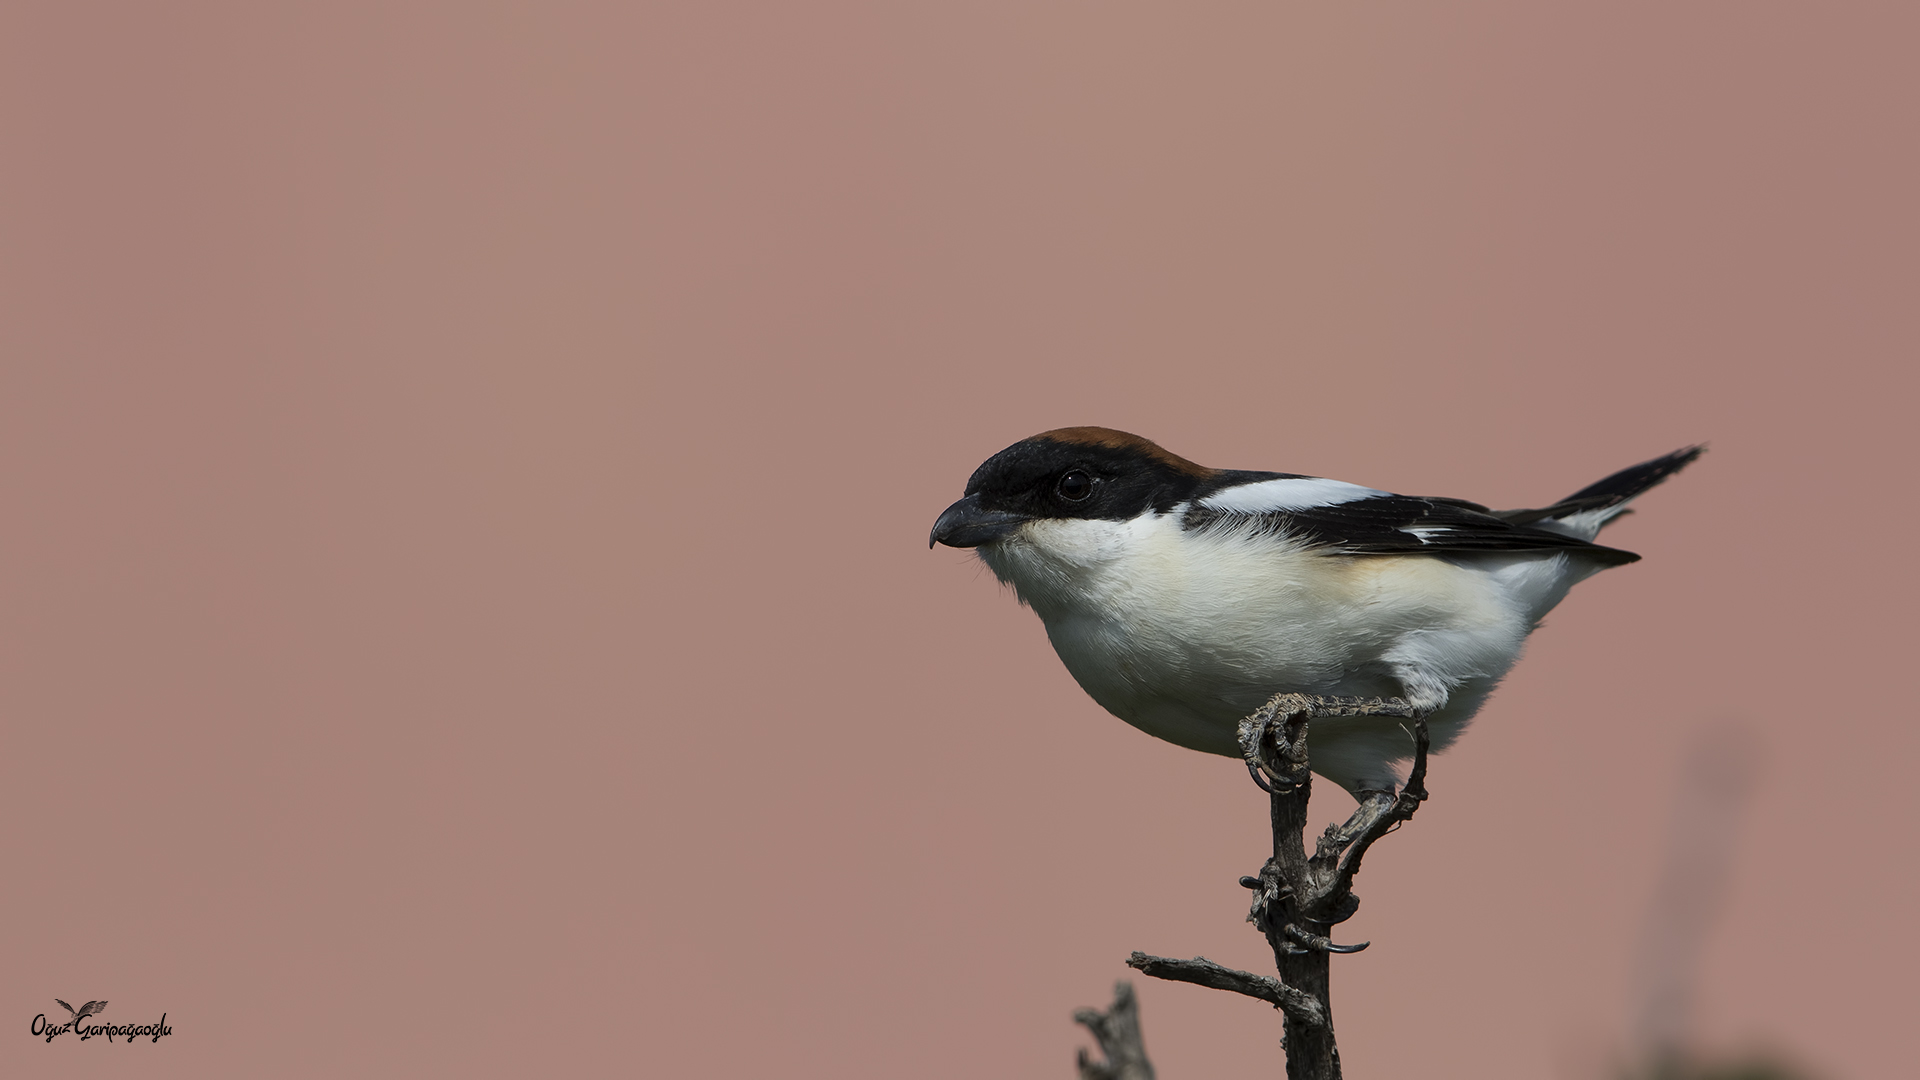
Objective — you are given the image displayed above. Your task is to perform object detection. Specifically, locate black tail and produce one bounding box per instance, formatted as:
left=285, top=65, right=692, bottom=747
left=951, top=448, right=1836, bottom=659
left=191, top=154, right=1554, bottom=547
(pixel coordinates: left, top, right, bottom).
left=1494, top=445, right=1704, bottom=534
left=1561, top=445, right=1706, bottom=506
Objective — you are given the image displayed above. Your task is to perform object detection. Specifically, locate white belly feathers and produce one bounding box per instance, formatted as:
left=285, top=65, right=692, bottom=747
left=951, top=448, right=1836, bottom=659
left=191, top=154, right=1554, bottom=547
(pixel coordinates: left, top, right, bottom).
left=978, top=511, right=1578, bottom=793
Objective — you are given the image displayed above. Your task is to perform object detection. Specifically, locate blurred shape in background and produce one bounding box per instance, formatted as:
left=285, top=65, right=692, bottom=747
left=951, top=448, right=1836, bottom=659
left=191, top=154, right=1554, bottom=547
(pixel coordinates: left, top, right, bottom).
left=1621, top=723, right=1816, bottom=1080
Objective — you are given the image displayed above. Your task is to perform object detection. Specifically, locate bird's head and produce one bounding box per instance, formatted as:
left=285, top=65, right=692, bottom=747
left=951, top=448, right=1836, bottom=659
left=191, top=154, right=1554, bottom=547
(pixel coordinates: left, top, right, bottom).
left=928, top=427, right=1215, bottom=551
left=929, top=428, right=1228, bottom=616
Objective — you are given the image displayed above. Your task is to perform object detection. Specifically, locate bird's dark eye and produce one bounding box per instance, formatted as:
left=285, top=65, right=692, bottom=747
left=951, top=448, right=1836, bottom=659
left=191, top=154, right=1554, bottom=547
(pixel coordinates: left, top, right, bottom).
left=1056, top=469, right=1095, bottom=501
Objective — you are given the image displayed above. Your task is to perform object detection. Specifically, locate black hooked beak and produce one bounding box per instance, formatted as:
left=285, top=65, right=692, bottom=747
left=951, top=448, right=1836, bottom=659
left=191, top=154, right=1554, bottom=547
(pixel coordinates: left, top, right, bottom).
left=929, top=493, right=1029, bottom=549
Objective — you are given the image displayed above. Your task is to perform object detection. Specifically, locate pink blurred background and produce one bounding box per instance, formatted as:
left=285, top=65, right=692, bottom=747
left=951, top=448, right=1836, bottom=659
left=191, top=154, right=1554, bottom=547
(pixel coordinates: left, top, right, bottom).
left=3, top=3, right=1914, bottom=1077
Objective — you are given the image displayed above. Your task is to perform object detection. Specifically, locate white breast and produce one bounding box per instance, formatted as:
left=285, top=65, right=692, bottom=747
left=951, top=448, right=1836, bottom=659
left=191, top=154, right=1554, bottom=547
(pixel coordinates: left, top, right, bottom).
left=978, top=512, right=1586, bottom=793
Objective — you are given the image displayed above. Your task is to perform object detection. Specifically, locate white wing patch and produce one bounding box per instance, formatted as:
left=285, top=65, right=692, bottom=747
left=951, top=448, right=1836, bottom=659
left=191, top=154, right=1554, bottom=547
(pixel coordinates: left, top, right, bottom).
left=1198, top=477, right=1389, bottom=514
left=1400, top=525, right=1452, bottom=543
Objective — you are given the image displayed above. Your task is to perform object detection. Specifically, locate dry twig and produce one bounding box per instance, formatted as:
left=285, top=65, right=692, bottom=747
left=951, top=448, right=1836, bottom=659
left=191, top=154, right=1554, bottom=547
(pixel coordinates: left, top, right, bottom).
left=1128, top=693, right=1432, bottom=1079
left=1074, top=981, right=1156, bottom=1080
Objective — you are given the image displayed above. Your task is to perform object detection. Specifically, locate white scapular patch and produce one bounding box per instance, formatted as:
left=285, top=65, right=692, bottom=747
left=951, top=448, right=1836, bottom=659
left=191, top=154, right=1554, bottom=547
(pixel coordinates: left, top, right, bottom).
left=1197, top=476, right=1388, bottom=514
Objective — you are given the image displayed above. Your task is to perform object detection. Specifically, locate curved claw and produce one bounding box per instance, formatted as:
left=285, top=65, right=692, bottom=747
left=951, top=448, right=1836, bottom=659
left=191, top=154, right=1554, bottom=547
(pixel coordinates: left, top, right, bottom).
left=1246, top=758, right=1276, bottom=793
left=1246, top=759, right=1281, bottom=794
left=1284, top=924, right=1371, bottom=954
left=1245, top=759, right=1302, bottom=795
left=1241, top=710, right=1301, bottom=794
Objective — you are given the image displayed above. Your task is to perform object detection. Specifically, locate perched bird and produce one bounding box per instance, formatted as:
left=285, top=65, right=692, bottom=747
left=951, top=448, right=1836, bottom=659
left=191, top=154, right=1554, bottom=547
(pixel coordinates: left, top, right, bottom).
left=930, top=427, right=1700, bottom=797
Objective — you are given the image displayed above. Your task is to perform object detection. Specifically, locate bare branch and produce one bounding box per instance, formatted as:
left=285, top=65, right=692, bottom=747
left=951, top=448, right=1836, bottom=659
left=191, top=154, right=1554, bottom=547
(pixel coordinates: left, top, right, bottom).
left=1073, top=981, right=1156, bottom=1080
left=1126, top=952, right=1326, bottom=1028
left=1129, top=694, right=1435, bottom=1078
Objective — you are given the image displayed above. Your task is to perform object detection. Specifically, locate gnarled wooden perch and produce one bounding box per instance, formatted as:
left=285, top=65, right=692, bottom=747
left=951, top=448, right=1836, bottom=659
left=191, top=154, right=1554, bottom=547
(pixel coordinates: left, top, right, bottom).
left=1124, top=694, right=1432, bottom=1079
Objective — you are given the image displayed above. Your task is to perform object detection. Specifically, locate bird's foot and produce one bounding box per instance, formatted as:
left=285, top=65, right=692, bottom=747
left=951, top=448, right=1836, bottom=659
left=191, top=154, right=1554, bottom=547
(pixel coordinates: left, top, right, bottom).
left=1238, top=692, right=1422, bottom=795
left=1237, top=696, right=1312, bottom=794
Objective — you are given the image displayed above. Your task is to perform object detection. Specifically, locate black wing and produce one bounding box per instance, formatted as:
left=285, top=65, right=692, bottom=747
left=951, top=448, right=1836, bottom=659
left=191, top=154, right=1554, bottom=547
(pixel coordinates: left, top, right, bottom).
left=1186, top=492, right=1641, bottom=565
